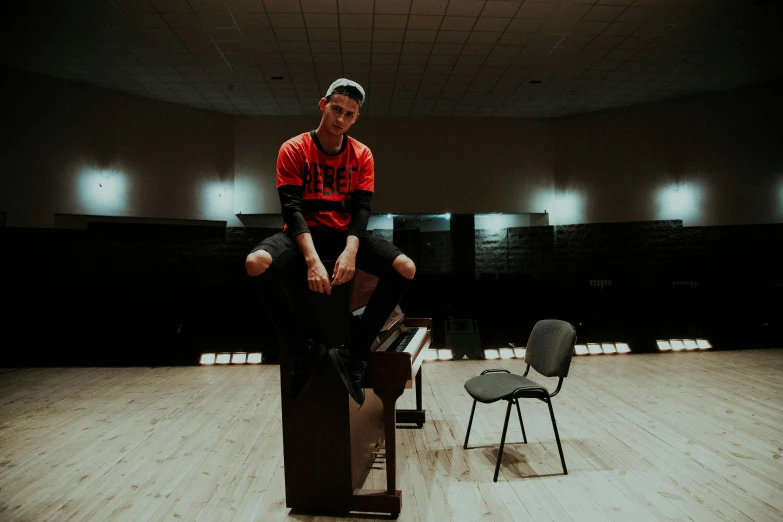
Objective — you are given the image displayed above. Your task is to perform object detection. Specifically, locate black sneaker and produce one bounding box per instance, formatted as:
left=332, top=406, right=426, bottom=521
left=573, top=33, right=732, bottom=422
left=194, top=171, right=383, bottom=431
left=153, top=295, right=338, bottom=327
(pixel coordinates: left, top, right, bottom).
left=328, top=346, right=366, bottom=406
left=289, top=341, right=324, bottom=399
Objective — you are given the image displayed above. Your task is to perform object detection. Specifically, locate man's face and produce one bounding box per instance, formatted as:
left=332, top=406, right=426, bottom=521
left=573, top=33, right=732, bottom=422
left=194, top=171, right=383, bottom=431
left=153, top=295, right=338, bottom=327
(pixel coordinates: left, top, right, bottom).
left=319, top=94, right=360, bottom=137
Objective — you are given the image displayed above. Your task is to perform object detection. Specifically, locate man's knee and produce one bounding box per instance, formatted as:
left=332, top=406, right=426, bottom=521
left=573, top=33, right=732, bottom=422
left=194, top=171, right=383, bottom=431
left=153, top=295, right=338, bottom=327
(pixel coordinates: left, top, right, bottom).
left=393, top=255, right=416, bottom=280
left=246, top=250, right=273, bottom=276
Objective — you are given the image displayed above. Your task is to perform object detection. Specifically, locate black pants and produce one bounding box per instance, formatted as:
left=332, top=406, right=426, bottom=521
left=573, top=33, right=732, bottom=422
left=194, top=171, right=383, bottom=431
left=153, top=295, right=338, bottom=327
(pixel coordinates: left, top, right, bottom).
left=250, top=230, right=410, bottom=361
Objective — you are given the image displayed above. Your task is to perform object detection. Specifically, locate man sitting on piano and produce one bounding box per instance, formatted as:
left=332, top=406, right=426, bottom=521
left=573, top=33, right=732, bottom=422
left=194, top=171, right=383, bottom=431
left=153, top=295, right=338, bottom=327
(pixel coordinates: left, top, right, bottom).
left=245, top=78, right=416, bottom=406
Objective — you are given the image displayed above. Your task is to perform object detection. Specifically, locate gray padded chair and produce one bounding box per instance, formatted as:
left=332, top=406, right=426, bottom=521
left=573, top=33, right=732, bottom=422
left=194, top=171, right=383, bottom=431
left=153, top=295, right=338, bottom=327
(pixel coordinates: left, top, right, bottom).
left=463, top=319, right=577, bottom=481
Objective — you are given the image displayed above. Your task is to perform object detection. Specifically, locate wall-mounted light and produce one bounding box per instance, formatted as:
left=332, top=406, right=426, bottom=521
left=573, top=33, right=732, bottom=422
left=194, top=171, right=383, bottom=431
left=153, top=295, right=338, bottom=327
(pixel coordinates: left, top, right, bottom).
left=368, top=214, right=394, bottom=230
left=656, top=183, right=703, bottom=223
left=201, top=181, right=233, bottom=219
left=531, top=189, right=584, bottom=225
left=443, top=213, right=451, bottom=220
left=475, top=213, right=530, bottom=231
left=77, top=167, right=128, bottom=214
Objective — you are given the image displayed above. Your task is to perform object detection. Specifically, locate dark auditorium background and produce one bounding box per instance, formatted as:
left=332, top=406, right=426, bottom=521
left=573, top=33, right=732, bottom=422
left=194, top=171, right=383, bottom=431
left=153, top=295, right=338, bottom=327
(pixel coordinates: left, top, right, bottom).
left=1, top=1, right=781, bottom=367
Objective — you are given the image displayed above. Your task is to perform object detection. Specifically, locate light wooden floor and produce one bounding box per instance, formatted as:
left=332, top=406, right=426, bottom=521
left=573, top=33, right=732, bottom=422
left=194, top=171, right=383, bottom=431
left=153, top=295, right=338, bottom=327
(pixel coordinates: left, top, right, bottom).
left=1, top=349, right=781, bottom=522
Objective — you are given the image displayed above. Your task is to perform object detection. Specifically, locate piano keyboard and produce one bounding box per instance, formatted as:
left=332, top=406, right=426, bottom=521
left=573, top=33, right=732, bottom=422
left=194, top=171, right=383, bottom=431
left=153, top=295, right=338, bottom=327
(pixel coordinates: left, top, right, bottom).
left=384, top=327, right=427, bottom=354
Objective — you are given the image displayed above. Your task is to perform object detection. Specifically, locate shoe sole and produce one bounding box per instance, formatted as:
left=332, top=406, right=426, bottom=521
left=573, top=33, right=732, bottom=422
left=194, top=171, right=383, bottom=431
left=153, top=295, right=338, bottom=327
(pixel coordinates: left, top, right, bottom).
left=328, top=349, right=364, bottom=405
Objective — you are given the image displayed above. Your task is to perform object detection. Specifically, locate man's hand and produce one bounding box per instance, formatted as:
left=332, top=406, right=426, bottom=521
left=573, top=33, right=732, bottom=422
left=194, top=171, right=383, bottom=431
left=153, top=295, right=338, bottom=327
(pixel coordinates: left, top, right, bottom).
left=307, top=260, right=332, bottom=294
left=332, top=248, right=357, bottom=286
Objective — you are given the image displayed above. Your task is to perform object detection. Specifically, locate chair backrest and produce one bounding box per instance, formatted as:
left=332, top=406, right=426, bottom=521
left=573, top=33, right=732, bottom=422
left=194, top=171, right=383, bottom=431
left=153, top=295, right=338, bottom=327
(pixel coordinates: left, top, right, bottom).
left=524, top=319, right=577, bottom=378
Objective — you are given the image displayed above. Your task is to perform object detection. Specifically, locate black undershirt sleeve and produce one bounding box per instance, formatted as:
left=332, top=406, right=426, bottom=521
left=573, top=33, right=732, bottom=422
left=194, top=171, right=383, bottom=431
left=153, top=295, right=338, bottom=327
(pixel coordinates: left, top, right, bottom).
left=278, top=185, right=310, bottom=237
left=347, top=189, right=373, bottom=237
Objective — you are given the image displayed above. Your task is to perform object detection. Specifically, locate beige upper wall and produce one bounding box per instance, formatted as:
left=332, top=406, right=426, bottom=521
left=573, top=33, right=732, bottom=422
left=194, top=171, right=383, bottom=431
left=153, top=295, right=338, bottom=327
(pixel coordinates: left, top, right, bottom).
left=234, top=83, right=782, bottom=226
left=3, top=68, right=780, bottom=228
left=1, top=68, right=235, bottom=228
left=234, top=116, right=555, bottom=217
left=554, top=83, right=783, bottom=226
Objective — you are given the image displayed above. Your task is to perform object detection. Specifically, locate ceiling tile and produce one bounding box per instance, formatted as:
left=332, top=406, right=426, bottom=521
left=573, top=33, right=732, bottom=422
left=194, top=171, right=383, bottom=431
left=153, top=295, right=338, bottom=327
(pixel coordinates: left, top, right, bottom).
left=373, top=42, right=404, bottom=54
left=130, top=13, right=169, bottom=29
left=274, top=27, right=308, bottom=40
left=436, top=31, right=470, bottom=44
left=497, top=32, right=532, bottom=46
left=431, top=43, right=463, bottom=55
left=440, top=16, right=477, bottom=31
left=142, top=28, right=181, bottom=42
left=601, top=22, right=640, bottom=37
left=344, top=41, right=372, bottom=53
left=263, top=0, right=301, bottom=13
left=618, top=37, right=654, bottom=50
left=148, top=0, right=192, bottom=13
left=376, top=0, right=413, bottom=15
left=616, top=6, right=653, bottom=24
left=407, top=15, right=442, bottom=30
left=312, top=52, right=341, bottom=63
left=410, top=0, right=448, bottom=16
left=279, top=41, right=311, bottom=53
left=590, top=36, right=624, bottom=49
left=482, top=1, right=520, bottom=18
left=467, top=32, right=501, bottom=45
left=338, top=0, right=374, bottom=14
left=374, top=29, right=405, bottom=41
left=516, top=2, right=556, bottom=19
left=315, top=41, right=341, bottom=53
left=375, top=14, right=408, bottom=29
left=307, top=28, right=340, bottom=41
left=305, top=13, right=339, bottom=28
left=400, top=53, right=429, bottom=64
left=405, top=30, right=438, bottom=43
left=284, top=53, right=314, bottom=64
left=402, top=42, right=433, bottom=54
left=269, top=13, right=305, bottom=28
left=340, top=13, right=373, bottom=28
left=446, top=1, right=485, bottom=17
left=473, top=17, right=510, bottom=32
left=572, top=20, right=610, bottom=35
left=300, top=0, right=338, bottom=13
left=583, top=5, right=626, bottom=22
left=154, top=41, right=190, bottom=54
left=505, top=19, right=540, bottom=32
left=483, top=54, right=513, bottom=66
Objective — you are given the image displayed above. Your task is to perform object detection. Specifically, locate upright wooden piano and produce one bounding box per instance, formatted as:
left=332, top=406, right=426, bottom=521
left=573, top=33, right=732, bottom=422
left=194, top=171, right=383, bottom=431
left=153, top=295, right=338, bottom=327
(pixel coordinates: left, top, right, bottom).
left=279, top=269, right=431, bottom=516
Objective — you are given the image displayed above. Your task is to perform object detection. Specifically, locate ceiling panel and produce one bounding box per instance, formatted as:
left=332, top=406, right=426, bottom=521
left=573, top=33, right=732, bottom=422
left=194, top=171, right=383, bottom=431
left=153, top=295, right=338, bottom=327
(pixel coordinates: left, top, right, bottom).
left=1, top=0, right=779, bottom=117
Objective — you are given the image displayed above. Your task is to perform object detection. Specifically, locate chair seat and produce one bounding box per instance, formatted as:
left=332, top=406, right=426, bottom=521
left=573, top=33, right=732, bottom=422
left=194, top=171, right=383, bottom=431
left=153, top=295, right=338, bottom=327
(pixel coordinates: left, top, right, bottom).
left=464, top=373, right=547, bottom=403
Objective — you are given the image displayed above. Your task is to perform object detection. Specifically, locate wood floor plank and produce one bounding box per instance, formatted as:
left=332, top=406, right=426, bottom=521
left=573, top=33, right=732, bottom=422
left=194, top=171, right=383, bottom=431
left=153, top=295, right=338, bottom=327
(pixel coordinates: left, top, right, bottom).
left=1, top=349, right=782, bottom=521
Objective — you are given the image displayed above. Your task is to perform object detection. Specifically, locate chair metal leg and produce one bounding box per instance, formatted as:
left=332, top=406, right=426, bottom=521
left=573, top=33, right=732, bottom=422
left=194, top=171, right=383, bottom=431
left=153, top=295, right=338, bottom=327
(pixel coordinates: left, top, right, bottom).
left=463, top=399, right=477, bottom=449
left=514, top=399, right=527, bottom=444
left=493, top=400, right=514, bottom=482
left=545, top=396, right=567, bottom=475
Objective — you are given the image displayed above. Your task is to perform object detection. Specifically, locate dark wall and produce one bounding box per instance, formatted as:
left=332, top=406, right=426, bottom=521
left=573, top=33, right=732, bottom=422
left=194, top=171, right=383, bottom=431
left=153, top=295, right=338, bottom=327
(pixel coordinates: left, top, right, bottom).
left=1, top=224, right=271, bottom=366
left=2, top=220, right=780, bottom=366
left=470, top=221, right=783, bottom=351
